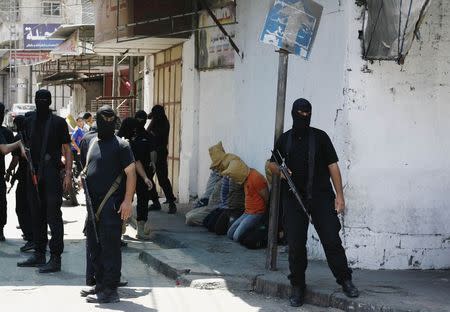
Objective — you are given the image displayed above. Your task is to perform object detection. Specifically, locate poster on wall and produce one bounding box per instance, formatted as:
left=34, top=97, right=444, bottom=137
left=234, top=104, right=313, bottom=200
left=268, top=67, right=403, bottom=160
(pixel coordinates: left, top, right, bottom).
left=23, top=24, right=64, bottom=50
left=197, top=0, right=236, bottom=70
left=9, top=51, right=51, bottom=66
left=260, top=0, right=323, bottom=59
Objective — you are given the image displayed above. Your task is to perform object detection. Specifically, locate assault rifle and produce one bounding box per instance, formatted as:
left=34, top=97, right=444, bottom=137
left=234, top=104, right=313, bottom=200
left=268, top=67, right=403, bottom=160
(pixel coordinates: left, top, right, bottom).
left=80, top=169, right=100, bottom=244
left=7, top=171, right=18, bottom=194
left=24, top=147, right=41, bottom=206
left=271, top=150, right=312, bottom=223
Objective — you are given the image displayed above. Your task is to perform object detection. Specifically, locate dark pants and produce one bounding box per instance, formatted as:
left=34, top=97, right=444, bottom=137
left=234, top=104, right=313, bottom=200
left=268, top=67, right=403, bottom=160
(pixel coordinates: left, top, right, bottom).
left=16, top=174, right=33, bottom=241
left=0, top=177, right=6, bottom=229
left=154, top=149, right=176, bottom=202
left=283, top=189, right=352, bottom=288
left=28, top=166, right=64, bottom=256
left=72, top=151, right=82, bottom=178
left=136, top=167, right=156, bottom=222
left=86, top=196, right=122, bottom=291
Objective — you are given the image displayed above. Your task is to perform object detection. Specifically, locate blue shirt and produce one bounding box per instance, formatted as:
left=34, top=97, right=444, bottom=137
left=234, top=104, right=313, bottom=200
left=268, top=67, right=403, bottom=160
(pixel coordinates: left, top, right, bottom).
left=71, top=127, right=85, bottom=151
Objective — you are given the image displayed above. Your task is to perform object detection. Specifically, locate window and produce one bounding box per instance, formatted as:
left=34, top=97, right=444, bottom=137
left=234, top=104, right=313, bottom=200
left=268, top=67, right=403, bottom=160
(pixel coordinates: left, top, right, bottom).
left=42, top=1, right=61, bottom=16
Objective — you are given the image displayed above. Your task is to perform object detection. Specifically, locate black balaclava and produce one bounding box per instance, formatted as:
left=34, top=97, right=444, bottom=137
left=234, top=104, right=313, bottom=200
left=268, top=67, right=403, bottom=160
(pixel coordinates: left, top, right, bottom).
left=0, top=102, right=5, bottom=125
left=135, top=110, right=147, bottom=131
left=96, top=105, right=117, bottom=140
left=13, top=115, right=26, bottom=132
left=291, top=98, right=312, bottom=138
left=117, top=117, right=138, bottom=140
left=35, top=89, right=52, bottom=120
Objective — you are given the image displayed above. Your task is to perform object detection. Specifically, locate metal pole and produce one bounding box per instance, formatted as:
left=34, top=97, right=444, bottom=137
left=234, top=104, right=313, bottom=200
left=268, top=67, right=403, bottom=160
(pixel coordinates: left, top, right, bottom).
left=53, top=85, right=57, bottom=111
left=129, top=56, right=134, bottom=96
left=266, top=50, right=289, bottom=271
left=112, top=56, right=118, bottom=108
left=28, top=65, right=33, bottom=103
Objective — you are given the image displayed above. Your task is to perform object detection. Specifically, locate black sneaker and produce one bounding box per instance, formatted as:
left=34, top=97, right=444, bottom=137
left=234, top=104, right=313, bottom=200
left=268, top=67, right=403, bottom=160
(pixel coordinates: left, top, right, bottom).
left=17, top=253, right=46, bottom=267
left=342, top=280, right=360, bottom=298
left=86, top=289, right=120, bottom=304
left=20, top=241, right=36, bottom=252
left=289, top=286, right=305, bottom=307
left=168, top=202, right=177, bottom=214
left=38, top=255, right=61, bottom=273
left=80, top=286, right=97, bottom=297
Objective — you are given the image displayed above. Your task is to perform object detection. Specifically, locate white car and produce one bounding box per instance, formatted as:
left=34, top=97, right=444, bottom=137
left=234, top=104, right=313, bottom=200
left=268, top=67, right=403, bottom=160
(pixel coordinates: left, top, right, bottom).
left=5, top=103, right=36, bottom=129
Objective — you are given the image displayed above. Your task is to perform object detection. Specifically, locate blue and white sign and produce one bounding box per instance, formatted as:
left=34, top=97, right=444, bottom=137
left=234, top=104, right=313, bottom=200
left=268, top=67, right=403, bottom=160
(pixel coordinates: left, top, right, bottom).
left=23, top=24, right=64, bottom=50
left=260, top=0, right=323, bottom=59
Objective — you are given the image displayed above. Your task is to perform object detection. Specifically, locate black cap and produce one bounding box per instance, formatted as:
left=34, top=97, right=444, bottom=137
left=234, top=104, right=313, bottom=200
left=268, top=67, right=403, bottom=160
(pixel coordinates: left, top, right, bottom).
left=292, top=98, right=312, bottom=115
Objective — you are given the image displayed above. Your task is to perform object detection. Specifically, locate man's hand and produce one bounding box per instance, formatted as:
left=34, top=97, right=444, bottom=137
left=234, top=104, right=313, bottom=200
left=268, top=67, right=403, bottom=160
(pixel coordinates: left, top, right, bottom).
left=144, top=177, right=153, bottom=190
left=118, top=199, right=132, bottom=221
left=335, top=195, right=345, bottom=214
left=63, top=174, right=72, bottom=193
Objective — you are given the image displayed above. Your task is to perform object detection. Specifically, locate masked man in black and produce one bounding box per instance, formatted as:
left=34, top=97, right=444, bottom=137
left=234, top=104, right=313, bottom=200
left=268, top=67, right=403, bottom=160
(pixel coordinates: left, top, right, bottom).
left=147, top=105, right=176, bottom=214
left=80, top=106, right=136, bottom=304
left=17, top=90, right=72, bottom=273
left=5, top=116, right=34, bottom=251
left=118, top=111, right=156, bottom=240
left=269, top=98, right=359, bottom=307
left=0, top=102, right=14, bottom=241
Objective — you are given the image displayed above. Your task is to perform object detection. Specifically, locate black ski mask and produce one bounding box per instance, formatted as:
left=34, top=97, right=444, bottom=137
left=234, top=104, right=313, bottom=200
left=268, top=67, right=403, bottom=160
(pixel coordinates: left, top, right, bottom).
left=35, top=89, right=52, bottom=120
left=117, top=117, right=138, bottom=140
left=96, top=105, right=117, bottom=140
left=0, top=103, right=5, bottom=125
left=13, top=115, right=26, bottom=132
left=135, top=110, right=147, bottom=131
left=291, top=98, right=312, bottom=138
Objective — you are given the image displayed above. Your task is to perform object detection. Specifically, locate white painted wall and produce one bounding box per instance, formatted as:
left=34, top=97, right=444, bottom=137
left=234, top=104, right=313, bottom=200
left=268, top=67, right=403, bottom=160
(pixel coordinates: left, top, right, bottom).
left=338, top=0, right=450, bottom=269
left=178, top=0, right=450, bottom=269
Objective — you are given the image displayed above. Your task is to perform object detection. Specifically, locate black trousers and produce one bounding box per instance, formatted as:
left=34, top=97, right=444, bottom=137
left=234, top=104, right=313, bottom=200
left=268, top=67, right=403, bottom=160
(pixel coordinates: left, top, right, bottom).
left=28, top=166, right=64, bottom=256
left=283, top=189, right=352, bottom=287
left=16, top=174, right=33, bottom=241
left=0, top=177, right=6, bottom=229
left=154, top=149, right=176, bottom=202
left=86, top=196, right=122, bottom=291
left=136, top=167, right=157, bottom=221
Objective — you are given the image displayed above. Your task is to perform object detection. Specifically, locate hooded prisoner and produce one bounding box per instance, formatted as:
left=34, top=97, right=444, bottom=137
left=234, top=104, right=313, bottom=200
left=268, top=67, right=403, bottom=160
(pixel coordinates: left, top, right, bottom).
left=270, top=98, right=359, bottom=307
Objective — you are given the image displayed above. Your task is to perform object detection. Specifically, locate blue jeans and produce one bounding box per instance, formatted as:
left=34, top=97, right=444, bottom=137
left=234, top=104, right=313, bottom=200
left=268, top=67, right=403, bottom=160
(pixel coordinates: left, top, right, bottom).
left=227, top=213, right=263, bottom=242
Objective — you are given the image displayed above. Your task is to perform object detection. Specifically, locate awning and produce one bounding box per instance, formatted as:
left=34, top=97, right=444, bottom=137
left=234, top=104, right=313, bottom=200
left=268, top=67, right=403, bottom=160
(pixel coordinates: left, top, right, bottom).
left=49, top=24, right=95, bottom=39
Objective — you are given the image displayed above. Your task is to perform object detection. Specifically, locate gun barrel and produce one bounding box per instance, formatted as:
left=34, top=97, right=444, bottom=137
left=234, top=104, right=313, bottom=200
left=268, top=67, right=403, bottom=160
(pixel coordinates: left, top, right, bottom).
left=81, top=175, right=100, bottom=244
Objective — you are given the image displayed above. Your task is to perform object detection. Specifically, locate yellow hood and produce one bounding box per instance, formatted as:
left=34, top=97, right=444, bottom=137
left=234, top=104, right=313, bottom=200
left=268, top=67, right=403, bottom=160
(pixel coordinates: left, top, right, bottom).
left=221, top=159, right=250, bottom=185
left=218, top=153, right=240, bottom=173
left=209, top=142, right=226, bottom=170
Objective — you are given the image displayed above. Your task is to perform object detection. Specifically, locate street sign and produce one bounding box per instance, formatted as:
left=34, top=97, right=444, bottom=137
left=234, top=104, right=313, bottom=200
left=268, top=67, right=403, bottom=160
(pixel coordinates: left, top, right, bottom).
left=260, top=0, right=323, bottom=59
left=23, top=24, right=64, bottom=50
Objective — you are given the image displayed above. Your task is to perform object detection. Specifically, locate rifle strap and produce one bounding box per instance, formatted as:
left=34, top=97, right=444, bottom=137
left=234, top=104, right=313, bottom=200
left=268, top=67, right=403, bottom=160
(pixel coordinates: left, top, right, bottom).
left=84, top=136, right=124, bottom=221
left=306, top=130, right=316, bottom=201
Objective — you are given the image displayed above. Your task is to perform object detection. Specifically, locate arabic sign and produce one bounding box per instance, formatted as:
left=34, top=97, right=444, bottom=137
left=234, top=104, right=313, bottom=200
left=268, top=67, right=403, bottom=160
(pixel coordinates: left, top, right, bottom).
left=260, top=0, right=323, bottom=59
left=10, top=51, right=51, bottom=66
left=198, top=1, right=236, bottom=70
left=23, top=24, right=64, bottom=50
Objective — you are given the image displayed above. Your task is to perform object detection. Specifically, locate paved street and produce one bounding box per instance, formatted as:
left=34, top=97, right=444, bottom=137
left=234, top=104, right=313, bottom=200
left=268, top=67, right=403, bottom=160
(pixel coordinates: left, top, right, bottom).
left=0, top=168, right=341, bottom=312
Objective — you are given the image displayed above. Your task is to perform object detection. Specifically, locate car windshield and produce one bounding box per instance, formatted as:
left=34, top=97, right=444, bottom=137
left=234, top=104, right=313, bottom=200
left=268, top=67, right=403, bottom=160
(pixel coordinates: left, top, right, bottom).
left=14, top=104, right=35, bottom=111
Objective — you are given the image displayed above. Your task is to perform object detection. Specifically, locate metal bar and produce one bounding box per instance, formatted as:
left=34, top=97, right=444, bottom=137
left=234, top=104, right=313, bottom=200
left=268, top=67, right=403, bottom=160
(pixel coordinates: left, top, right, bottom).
left=199, top=0, right=240, bottom=56
left=112, top=56, right=118, bottom=107
left=129, top=56, right=134, bottom=96
left=266, top=50, right=289, bottom=271
left=28, top=65, right=32, bottom=103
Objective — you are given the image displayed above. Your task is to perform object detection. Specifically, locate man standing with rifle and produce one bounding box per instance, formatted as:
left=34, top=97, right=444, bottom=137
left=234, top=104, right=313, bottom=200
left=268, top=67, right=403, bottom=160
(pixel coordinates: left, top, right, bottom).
left=5, top=115, right=34, bottom=251
left=79, top=106, right=136, bottom=304
left=268, top=98, right=359, bottom=307
left=17, top=90, right=72, bottom=273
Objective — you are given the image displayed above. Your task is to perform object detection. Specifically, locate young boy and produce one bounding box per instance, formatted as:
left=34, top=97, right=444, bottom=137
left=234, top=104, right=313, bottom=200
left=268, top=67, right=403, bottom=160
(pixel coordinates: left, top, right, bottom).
left=71, top=114, right=85, bottom=176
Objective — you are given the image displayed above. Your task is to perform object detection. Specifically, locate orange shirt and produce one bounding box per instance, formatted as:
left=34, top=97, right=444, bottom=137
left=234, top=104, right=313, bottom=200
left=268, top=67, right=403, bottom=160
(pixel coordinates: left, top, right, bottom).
left=244, top=169, right=268, bottom=214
